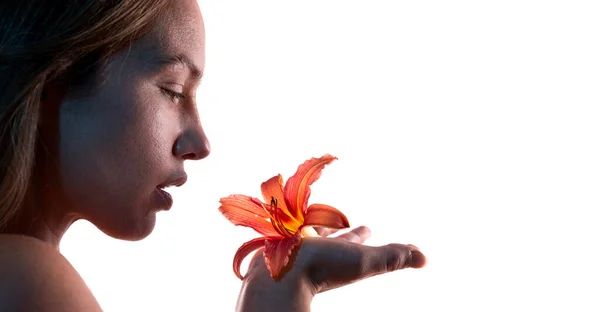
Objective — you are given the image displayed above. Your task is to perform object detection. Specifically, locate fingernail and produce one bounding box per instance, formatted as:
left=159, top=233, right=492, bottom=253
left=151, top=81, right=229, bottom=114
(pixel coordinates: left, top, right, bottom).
left=409, top=250, right=427, bottom=268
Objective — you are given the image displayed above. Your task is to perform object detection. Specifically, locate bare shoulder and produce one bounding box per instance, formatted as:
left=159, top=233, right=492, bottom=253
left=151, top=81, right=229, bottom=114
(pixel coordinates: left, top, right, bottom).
left=0, top=235, right=102, bottom=312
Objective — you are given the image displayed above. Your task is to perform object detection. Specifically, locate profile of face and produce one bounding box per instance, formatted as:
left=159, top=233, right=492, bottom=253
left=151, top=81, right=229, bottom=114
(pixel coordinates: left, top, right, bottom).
left=41, top=0, right=210, bottom=241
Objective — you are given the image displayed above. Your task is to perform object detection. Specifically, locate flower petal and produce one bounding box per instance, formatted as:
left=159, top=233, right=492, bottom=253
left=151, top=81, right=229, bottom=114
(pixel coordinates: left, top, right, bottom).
left=284, top=154, right=337, bottom=216
left=219, top=195, right=280, bottom=237
left=261, top=175, right=286, bottom=208
left=303, top=203, right=350, bottom=229
left=261, top=175, right=303, bottom=227
left=263, top=233, right=302, bottom=278
left=233, top=237, right=266, bottom=280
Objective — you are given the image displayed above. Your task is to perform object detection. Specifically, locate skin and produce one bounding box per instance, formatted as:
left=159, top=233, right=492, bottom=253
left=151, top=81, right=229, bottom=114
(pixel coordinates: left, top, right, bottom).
left=17, top=0, right=209, bottom=245
left=237, top=227, right=427, bottom=311
left=0, top=1, right=427, bottom=310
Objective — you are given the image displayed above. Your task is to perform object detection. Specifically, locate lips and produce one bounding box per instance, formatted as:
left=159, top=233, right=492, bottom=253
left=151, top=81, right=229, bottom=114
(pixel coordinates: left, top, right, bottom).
left=156, top=187, right=174, bottom=209
left=158, top=175, right=188, bottom=189
left=155, top=174, right=188, bottom=210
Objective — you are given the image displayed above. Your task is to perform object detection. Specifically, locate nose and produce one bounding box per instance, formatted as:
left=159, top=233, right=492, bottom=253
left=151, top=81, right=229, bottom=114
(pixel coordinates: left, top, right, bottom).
left=173, top=123, right=211, bottom=161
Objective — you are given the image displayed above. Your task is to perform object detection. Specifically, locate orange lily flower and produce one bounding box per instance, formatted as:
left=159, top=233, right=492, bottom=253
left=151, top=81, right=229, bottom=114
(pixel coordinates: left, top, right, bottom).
left=218, top=154, right=350, bottom=279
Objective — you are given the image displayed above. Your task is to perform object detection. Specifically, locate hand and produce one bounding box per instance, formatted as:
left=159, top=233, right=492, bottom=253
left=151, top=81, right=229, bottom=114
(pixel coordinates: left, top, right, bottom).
left=235, top=226, right=426, bottom=312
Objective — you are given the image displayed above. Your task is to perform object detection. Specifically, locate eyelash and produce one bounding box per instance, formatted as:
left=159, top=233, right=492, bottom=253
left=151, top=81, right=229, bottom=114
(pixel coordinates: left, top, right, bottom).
left=160, top=88, right=186, bottom=102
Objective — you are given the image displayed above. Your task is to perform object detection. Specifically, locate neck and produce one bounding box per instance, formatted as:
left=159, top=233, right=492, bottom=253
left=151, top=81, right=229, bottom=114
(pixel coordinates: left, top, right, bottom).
left=3, top=187, right=77, bottom=250
left=6, top=131, right=79, bottom=250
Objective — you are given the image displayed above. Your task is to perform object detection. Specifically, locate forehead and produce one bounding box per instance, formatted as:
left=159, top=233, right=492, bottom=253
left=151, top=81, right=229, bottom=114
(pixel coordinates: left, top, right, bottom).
left=135, top=0, right=205, bottom=71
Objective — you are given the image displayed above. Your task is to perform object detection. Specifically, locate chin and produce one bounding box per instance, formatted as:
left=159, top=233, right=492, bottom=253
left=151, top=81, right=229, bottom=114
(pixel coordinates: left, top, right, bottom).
left=94, top=212, right=158, bottom=241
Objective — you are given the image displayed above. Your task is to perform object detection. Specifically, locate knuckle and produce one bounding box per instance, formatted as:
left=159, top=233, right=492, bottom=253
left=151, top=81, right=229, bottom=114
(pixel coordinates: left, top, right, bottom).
left=384, top=244, right=409, bottom=271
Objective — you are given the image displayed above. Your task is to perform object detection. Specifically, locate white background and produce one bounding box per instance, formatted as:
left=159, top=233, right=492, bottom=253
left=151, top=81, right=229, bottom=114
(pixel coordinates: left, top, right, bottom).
left=62, top=1, right=600, bottom=311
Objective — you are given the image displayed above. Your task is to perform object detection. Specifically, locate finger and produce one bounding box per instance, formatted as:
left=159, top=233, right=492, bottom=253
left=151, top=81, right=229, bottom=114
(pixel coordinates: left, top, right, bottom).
left=369, top=244, right=427, bottom=272
left=314, top=227, right=340, bottom=237
left=334, top=226, right=371, bottom=244
left=307, top=242, right=426, bottom=293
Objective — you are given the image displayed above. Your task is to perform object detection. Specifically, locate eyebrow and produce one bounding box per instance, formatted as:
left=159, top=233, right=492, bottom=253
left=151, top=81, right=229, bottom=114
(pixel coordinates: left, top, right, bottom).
left=153, top=53, right=203, bottom=81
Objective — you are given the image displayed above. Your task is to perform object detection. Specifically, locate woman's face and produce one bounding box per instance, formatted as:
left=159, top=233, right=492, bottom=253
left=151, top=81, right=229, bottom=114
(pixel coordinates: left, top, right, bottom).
left=45, top=0, right=209, bottom=240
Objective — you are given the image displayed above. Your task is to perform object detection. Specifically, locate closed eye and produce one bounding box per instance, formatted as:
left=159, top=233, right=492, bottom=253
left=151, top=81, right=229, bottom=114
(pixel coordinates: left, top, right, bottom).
left=160, top=88, right=186, bottom=103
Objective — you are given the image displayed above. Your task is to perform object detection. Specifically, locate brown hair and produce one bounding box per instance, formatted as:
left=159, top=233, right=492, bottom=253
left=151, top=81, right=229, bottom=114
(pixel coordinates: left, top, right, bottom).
left=0, top=0, right=174, bottom=230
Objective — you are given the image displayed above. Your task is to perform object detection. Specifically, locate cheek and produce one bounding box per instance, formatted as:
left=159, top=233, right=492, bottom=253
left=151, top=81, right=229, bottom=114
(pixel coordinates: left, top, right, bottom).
left=56, top=88, right=177, bottom=225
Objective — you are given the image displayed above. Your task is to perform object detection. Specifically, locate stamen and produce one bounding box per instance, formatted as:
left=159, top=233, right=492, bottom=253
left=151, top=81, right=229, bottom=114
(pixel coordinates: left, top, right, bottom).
left=268, top=196, right=293, bottom=237
left=270, top=197, right=277, bottom=208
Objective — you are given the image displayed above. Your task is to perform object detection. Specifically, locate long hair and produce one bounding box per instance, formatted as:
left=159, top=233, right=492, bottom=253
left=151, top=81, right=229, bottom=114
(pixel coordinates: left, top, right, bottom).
left=0, top=0, right=174, bottom=230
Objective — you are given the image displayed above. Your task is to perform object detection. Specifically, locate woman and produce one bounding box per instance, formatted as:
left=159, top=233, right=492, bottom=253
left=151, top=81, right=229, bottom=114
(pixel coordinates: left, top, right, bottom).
left=0, top=0, right=426, bottom=310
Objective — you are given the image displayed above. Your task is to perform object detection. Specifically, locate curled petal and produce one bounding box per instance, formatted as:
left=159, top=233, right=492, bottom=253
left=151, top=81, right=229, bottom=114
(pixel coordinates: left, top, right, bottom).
left=261, top=175, right=303, bottom=226
left=303, top=203, right=350, bottom=229
left=233, top=237, right=266, bottom=280
left=219, top=195, right=280, bottom=237
left=263, top=233, right=302, bottom=278
left=284, top=154, right=337, bottom=215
